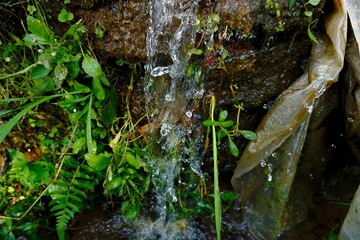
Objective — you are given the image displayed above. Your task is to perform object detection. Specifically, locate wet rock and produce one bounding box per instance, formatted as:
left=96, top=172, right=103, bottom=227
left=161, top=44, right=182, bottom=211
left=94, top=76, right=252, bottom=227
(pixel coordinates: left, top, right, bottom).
left=214, top=0, right=318, bottom=36
left=77, top=0, right=149, bottom=61
left=204, top=36, right=311, bottom=108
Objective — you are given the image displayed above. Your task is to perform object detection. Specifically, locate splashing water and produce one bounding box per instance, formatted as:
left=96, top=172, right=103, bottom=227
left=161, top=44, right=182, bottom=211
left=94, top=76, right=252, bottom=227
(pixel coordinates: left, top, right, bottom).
left=141, top=0, right=204, bottom=238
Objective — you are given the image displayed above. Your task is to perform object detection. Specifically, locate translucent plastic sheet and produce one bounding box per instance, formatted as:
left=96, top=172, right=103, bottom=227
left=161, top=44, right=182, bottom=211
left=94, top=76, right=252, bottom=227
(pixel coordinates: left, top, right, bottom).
left=232, top=0, right=347, bottom=181
left=339, top=2, right=360, bottom=238
left=230, top=0, right=358, bottom=238
left=339, top=185, right=360, bottom=240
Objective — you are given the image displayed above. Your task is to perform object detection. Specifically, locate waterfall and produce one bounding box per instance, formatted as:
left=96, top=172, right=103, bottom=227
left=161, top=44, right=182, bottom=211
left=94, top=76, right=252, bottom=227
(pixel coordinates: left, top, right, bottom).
left=139, top=1, right=206, bottom=238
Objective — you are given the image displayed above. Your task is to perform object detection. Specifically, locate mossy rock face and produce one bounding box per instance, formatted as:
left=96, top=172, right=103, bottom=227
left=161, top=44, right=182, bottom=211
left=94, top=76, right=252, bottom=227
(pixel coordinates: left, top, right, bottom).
left=76, top=0, right=149, bottom=61
left=214, top=0, right=324, bottom=35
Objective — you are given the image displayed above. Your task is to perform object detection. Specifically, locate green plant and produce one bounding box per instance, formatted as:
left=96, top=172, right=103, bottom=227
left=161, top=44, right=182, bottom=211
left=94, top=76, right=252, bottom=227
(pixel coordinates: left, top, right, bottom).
left=288, top=0, right=321, bottom=43
left=58, top=8, right=74, bottom=23
left=49, top=156, right=98, bottom=240
left=0, top=4, right=151, bottom=239
left=202, top=96, right=257, bottom=240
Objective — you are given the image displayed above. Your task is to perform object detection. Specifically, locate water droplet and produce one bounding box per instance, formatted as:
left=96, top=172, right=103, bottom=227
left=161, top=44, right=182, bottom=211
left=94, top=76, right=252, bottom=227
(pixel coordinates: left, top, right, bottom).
left=267, top=174, right=272, bottom=182
left=271, top=152, right=277, bottom=158
left=165, top=93, right=175, bottom=102
left=347, top=117, right=354, bottom=123
left=314, top=82, right=326, bottom=98
left=160, top=123, right=172, bottom=136
left=260, top=160, right=267, bottom=167
left=185, top=110, right=192, bottom=118
left=288, top=152, right=292, bottom=157
left=309, top=173, right=314, bottom=180
left=330, top=144, right=337, bottom=149
left=73, top=109, right=77, bottom=113
left=194, top=89, right=204, bottom=99
left=151, top=66, right=171, bottom=77
left=263, top=103, right=271, bottom=109
left=304, top=103, right=313, bottom=113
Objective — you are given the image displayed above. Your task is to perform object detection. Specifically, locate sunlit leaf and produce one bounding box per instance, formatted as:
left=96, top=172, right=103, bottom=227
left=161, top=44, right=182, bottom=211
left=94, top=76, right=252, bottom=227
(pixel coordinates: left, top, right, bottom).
left=72, top=137, right=86, bottom=154
left=82, top=55, right=102, bottom=78
left=202, top=119, right=220, bottom=127
left=125, top=152, right=141, bottom=169
left=26, top=16, right=54, bottom=44
left=309, top=0, right=320, bottom=6
left=219, top=110, right=228, bottom=122
left=220, top=120, right=234, bottom=128
left=31, top=65, right=51, bottom=79
left=33, top=77, right=55, bottom=92
left=74, top=81, right=91, bottom=93
left=107, top=177, right=122, bottom=190
left=85, top=152, right=111, bottom=171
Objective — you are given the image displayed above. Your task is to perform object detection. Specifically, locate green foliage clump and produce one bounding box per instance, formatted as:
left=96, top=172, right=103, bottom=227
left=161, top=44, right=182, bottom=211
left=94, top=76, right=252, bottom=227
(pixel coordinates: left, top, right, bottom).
left=0, top=3, right=151, bottom=239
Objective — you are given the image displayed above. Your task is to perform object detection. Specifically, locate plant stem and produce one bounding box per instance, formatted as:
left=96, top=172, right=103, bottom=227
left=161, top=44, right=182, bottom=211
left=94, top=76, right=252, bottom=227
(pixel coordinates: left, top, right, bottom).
left=210, top=96, right=221, bottom=240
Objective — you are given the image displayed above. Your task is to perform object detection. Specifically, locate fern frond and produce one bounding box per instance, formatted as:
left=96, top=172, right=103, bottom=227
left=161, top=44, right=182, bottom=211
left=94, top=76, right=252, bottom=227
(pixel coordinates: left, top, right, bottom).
left=48, top=159, right=97, bottom=240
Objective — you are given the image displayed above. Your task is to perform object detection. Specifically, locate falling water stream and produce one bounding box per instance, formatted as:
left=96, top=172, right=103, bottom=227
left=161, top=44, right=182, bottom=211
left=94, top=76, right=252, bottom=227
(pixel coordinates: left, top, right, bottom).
left=136, top=0, right=207, bottom=239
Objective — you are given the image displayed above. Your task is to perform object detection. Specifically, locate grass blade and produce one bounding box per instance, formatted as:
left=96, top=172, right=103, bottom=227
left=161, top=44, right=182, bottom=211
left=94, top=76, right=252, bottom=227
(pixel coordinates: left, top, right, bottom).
left=0, top=95, right=56, bottom=144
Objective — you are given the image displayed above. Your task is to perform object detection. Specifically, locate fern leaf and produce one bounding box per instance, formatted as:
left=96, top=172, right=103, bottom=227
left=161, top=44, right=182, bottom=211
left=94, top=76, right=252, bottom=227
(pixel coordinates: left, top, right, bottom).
left=68, top=194, right=82, bottom=202
left=72, top=179, right=93, bottom=190
left=66, top=202, right=80, bottom=212
left=75, top=171, right=93, bottom=180
left=50, top=204, right=66, bottom=212
left=70, top=187, right=87, bottom=199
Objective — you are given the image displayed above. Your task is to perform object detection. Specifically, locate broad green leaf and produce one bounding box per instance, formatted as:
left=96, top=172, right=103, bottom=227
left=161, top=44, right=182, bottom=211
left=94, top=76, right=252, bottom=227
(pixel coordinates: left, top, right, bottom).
left=219, top=110, right=228, bottom=122
left=26, top=16, right=53, bottom=44
left=58, top=9, right=74, bottom=22
left=72, top=137, right=86, bottom=154
left=309, top=0, right=320, bottom=6
left=68, top=60, right=80, bottom=78
left=107, top=177, right=122, bottom=190
left=307, top=25, right=319, bottom=44
left=239, top=130, right=257, bottom=140
left=228, top=138, right=239, bottom=157
left=217, top=129, right=227, bottom=141
left=92, top=76, right=105, bottom=100
left=85, top=153, right=111, bottom=171
left=221, top=191, right=238, bottom=201
left=121, top=200, right=140, bottom=221
left=100, top=74, right=110, bottom=86
left=202, top=119, right=220, bottom=127
left=82, top=55, right=102, bottom=78
left=220, top=120, right=234, bottom=128
left=33, top=77, right=55, bottom=92
left=125, top=152, right=141, bottom=169
left=74, top=81, right=91, bottom=93
left=289, top=0, right=296, bottom=9
left=31, top=65, right=50, bottom=79
left=186, top=63, right=195, bottom=77
left=304, top=10, right=313, bottom=17
left=189, top=48, right=203, bottom=55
